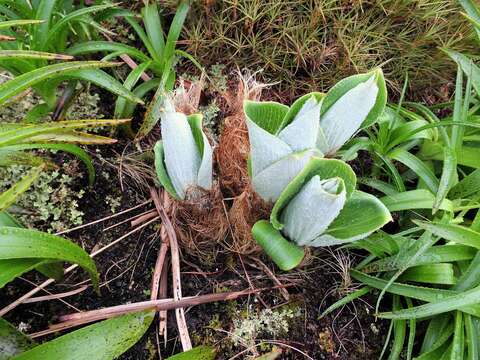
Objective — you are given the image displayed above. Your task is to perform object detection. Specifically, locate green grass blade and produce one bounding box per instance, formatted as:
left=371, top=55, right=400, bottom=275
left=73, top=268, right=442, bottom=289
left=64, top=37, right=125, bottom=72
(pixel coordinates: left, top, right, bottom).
left=66, top=41, right=151, bottom=63
left=0, top=61, right=118, bottom=107
left=114, top=61, right=151, bottom=118
left=414, top=221, right=480, bottom=250
left=388, top=296, right=406, bottom=360
left=0, top=165, right=44, bottom=212
left=389, top=148, right=439, bottom=193
left=141, top=1, right=165, bottom=61
left=0, top=50, right=73, bottom=60
left=381, top=190, right=453, bottom=213
left=433, top=147, right=457, bottom=214
left=32, top=0, right=57, bottom=50
left=399, top=263, right=456, bottom=285
left=162, top=1, right=189, bottom=73
left=4, top=143, right=96, bottom=185
left=465, top=313, right=478, bottom=360
left=0, top=19, right=43, bottom=29
left=450, top=169, right=480, bottom=199
left=320, top=287, right=371, bottom=318
left=135, top=84, right=166, bottom=139
left=361, top=244, right=475, bottom=273
left=378, top=284, right=480, bottom=320
left=46, top=4, right=116, bottom=44
left=450, top=311, right=464, bottom=360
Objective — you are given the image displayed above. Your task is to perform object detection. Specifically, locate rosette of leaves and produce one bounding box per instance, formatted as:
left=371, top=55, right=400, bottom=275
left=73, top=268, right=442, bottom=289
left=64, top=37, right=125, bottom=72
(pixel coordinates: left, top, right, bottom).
left=154, top=103, right=212, bottom=200
left=252, top=158, right=392, bottom=270
left=245, top=69, right=386, bottom=203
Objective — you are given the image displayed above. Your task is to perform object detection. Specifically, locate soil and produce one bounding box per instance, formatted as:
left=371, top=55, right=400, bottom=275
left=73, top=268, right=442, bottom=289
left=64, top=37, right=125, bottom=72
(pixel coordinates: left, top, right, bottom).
left=1, top=79, right=391, bottom=360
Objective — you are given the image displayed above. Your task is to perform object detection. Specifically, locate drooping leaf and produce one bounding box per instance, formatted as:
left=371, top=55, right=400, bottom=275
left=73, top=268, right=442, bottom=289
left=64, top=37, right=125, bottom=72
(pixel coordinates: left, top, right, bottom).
left=0, top=226, right=99, bottom=291
left=414, top=221, right=480, bottom=250
left=13, top=311, right=154, bottom=360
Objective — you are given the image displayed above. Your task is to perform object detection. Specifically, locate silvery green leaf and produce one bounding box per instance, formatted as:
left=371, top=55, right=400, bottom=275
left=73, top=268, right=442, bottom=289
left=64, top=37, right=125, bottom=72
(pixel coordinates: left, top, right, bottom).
left=197, top=131, right=213, bottom=190
left=161, top=112, right=201, bottom=200
left=252, top=149, right=320, bottom=202
left=319, top=75, right=378, bottom=154
left=309, top=190, right=392, bottom=246
left=316, top=126, right=330, bottom=155
left=246, top=118, right=292, bottom=176
left=278, top=96, right=321, bottom=151
left=281, top=176, right=346, bottom=246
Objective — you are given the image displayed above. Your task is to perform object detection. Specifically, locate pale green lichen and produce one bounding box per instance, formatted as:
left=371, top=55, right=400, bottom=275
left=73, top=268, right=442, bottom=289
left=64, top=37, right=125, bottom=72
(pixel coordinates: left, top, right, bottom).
left=231, top=308, right=300, bottom=349
left=0, top=163, right=85, bottom=232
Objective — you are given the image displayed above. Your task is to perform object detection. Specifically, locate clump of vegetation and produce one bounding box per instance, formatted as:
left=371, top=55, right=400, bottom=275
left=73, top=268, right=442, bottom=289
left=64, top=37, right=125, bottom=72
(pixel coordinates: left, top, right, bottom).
left=173, top=0, right=475, bottom=98
left=0, top=163, right=84, bottom=232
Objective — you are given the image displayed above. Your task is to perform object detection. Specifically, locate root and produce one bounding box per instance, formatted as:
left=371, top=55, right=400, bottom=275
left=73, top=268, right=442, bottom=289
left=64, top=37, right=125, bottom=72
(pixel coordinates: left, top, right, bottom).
left=173, top=184, right=229, bottom=260
left=224, top=187, right=271, bottom=255
left=216, top=71, right=267, bottom=196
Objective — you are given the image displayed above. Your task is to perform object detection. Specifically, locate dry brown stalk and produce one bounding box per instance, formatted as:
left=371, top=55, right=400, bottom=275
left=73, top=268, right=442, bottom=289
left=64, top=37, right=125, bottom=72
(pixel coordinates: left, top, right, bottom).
left=22, top=285, right=89, bottom=304
left=31, top=287, right=269, bottom=338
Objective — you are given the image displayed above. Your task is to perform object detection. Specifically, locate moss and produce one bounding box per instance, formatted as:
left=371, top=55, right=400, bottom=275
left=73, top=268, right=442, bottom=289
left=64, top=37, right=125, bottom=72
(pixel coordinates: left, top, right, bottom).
left=0, top=163, right=85, bottom=232
left=172, top=0, right=476, bottom=99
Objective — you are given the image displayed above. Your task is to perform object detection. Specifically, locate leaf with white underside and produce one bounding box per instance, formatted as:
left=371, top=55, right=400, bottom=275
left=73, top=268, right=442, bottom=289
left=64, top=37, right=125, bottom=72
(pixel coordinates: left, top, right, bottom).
left=271, top=158, right=357, bottom=229
left=281, top=176, right=346, bottom=246
left=278, top=96, right=321, bottom=151
left=309, top=190, right=392, bottom=246
left=252, top=149, right=320, bottom=202
left=161, top=112, right=201, bottom=200
left=319, top=75, right=379, bottom=154
left=246, top=118, right=292, bottom=177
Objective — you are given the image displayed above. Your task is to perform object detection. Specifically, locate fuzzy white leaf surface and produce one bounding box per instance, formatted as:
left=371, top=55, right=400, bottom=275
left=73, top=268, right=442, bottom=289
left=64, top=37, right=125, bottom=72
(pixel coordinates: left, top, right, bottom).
left=252, top=149, right=320, bottom=202
left=281, top=176, right=346, bottom=246
left=319, top=75, right=378, bottom=155
left=161, top=112, right=201, bottom=200
left=278, top=97, right=321, bottom=152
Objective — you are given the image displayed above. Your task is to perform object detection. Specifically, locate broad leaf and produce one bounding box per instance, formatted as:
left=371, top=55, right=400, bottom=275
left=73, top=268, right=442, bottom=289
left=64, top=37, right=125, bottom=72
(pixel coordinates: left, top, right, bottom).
left=13, top=311, right=154, bottom=360
left=311, top=190, right=392, bottom=246
left=0, top=226, right=99, bottom=291
left=243, top=100, right=289, bottom=135
left=271, top=157, right=357, bottom=229
left=281, top=176, right=346, bottom=246
left=252, top=149, right=319, bottom=203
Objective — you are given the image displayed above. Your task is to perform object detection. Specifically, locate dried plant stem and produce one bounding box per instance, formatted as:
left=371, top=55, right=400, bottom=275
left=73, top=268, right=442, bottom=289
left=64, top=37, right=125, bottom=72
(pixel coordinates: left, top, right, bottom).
left=0, top=216, right=159, bottom=317
left=151, top=188, right=192, bottom=351
left=55, top=200, right=152, bottom=236
left=31, top=288, right=266, bottom=339
left=249, top=257, right=290, bottom=302
left=22, top=285, right=89, bottom=304
left=158, top=255, right=169, bottom=344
